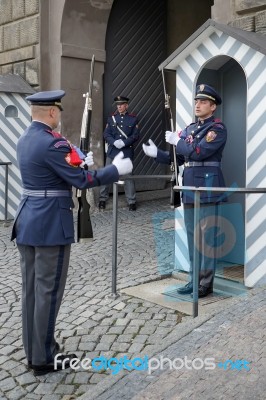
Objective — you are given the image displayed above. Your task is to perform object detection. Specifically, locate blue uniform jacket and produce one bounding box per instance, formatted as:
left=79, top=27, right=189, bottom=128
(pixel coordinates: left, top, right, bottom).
left=156, top=116, right=227, bottom=204
left=11, top=121, right=119, bottom=246
left=104, top=111, right=139, bottom=160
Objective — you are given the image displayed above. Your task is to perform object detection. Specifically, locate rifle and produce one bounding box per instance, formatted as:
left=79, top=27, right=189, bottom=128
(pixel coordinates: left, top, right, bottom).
left=162, top=69, right=181, bottom=208
left=77, top=55, right=95, bottom=242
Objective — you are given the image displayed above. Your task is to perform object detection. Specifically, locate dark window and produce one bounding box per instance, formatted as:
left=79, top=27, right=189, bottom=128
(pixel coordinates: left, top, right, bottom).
left=5, top=105, right=18, bottom=118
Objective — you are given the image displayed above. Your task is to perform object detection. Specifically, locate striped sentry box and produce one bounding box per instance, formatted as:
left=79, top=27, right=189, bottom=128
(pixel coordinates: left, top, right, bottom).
left=0, top=92, right=31, bottom=219
left=160, top=20, right=266, bottom=288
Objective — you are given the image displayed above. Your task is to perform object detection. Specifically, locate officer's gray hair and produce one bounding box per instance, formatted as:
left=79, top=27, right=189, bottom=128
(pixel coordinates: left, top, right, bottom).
left=31, top=105, right=55, bottom=116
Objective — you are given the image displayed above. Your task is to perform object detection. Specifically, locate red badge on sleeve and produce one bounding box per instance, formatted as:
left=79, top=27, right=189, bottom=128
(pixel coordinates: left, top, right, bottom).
left=206, top=131, right=217, bottom=142
left=65, top=148, right=82, bottom=167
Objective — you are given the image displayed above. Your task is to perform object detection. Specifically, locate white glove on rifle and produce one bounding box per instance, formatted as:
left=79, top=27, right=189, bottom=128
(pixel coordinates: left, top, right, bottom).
left=142, top=139, right=158, bottom=158
left=113, top=139, right=125, bottom=149
left=112, top=151, right=133, bottom=175
left=165, top=130, right=180, bottom=146
left=84, top=151, right=94, bottom=167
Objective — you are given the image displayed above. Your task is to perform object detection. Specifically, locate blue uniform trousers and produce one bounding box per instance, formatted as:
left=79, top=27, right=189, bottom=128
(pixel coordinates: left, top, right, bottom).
left=184, top=203, right=219, bottom=289
left=99, top=157, right=136, bottom=204
left=18, top=244, right=70, bottom=365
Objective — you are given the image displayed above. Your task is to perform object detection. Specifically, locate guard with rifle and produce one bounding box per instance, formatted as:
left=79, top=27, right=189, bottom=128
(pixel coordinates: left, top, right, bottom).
left=11, top=88, right=133, bottom=376
left=143, top=83, right=227, bottom=298
left=99, top=96, right=140, bottom=211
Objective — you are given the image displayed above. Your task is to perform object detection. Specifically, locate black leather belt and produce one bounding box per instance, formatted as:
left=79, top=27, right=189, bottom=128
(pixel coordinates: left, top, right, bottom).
left=22, top=189, right=72, bottom=197
left=184, top=161, right=221, bottom=167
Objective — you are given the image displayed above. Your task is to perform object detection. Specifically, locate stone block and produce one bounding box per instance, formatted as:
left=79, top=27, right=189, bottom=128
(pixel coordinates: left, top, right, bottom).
left=0, top=26, right=3, bottom=52
left=13, top=61, right=26, bottom=78
left=12, top=0, right=25, bottom=20
left=256, top=26, right=266, bottom=33
left=255, top=9, right=266, bottom=29
left=20, top=16, right=39, bottom=47
left=1, top=64, right=13, bottom=75
left=25, top=0, right=39, bottom=15
left=4, top=23, right=20, bottom=51
left=229, top=15, right=255, bottom=31
left=0, top=46, right=35, bottom=65
left=26, top=57, right=39, bottom=85
left=0, top=0, right=12, bottom=25
left=235, top=0, right=266, bottom=14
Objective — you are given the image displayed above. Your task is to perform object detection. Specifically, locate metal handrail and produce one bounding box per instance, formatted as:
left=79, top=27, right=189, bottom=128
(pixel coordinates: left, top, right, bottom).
left=173, top=185, right=266, bottom=317
left=0, top=161, right=12, bottom=221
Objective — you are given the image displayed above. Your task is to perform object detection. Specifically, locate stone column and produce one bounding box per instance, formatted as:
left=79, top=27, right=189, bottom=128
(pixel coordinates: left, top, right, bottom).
left=212, top=0, right=236, bottom=23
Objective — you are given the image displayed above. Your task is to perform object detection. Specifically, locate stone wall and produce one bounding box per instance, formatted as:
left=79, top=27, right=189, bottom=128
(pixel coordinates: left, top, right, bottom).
left=0, top=0, right=40, bottom=86
left=223, top=0, right=266, bottom=33
left=1, top=0, right=266, bottom=89
left=212, top=0, right=266, bottom=33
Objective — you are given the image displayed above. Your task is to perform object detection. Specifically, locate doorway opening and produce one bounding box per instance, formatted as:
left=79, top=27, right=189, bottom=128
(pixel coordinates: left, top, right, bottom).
left=197, top=56, right=247, bottom=284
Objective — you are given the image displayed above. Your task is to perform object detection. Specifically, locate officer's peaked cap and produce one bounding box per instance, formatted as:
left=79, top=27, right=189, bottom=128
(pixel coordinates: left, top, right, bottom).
left=114, top=96, right=129, bottom=104
left=26, top=90, right=66, bottom=111
left=194, top=84, right=222, bottom=105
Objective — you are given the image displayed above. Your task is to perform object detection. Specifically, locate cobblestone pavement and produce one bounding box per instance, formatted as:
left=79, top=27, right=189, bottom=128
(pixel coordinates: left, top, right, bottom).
left=0, top=197, right=265, bottom=400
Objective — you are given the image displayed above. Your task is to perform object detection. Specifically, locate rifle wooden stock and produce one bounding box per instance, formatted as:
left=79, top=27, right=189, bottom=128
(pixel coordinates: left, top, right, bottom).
left=77, top=189, right=93, bottom=241
left=170, top=173, right=181, bottom=208
left=77, top=55, right=95, bottom=241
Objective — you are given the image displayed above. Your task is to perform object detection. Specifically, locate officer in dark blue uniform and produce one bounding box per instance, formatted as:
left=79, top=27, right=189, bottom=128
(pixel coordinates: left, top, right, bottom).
left=143, top=84, right=227, bottom=298
left=99, top=96, right=140, bottom=211
left=11, top=90, right=132, bottom=375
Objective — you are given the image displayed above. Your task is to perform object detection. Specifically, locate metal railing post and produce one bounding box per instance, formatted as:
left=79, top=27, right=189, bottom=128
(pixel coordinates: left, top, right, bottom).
left=0, top=162, right=12, bottom=222
left=111, top=182, right=119, bottom=297
left=192, top=190, right=200, bottom=317
left=173, top=185, right=266, bottom=318
left=110, top=175, right=172, bottom=298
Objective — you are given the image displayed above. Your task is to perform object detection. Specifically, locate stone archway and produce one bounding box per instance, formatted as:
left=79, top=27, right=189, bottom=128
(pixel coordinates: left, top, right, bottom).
left=39, top=0, right=113, bottom=167
left=197, top=56, right=247, bottom=268
left=60, top=0, right=112, bottom=167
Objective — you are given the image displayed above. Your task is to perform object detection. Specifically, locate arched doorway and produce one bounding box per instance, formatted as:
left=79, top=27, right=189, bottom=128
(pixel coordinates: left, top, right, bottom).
left=104, top=0, right=167, bottom=190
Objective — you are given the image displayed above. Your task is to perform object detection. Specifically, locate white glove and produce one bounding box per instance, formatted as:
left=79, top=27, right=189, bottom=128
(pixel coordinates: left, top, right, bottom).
left=165, top=131, right=180, bottom=146
left=113, top=139, right=125, bottom=149
left=112, top=151, right=133, bottom=175
left=84, top=151, right=94, bottom=167
left=142, top=139, right=158, bottom=158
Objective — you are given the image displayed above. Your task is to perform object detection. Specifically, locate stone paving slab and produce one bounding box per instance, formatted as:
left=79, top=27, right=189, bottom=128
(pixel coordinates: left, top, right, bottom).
left=0, top=197, right=265, bottom=400
left=79, top=288, right=266, bottom=400
left=0, top=198, right=180, bottom=399
left=121, top=277, right=245, bottom=316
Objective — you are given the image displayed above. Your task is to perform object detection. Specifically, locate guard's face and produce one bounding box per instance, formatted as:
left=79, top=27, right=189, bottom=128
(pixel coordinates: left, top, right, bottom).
left=194, top=99, right=216, bottom=120
left=117, top=103, right=128, bottom=114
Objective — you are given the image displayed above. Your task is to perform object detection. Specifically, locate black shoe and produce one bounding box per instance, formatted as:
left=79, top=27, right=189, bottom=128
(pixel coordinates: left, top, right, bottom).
left=99, top=201, right=106, bottom=209
left=129, top=204, right=136, bottom=211
left=32, top=353, right=77, bottom=376
left=176, top=282, right=193, bottom=294
left=190, top=285, right=213, bottom=298
left=28, top=342, right=61, bottom=369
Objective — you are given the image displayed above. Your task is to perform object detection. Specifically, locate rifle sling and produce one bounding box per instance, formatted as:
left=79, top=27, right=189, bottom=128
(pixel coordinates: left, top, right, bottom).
left=112, top=116, right=128, bottom=139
